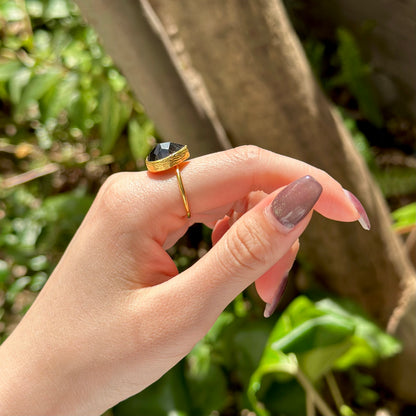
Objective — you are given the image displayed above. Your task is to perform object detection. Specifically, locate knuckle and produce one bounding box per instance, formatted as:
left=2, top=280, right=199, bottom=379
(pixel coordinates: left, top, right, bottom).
left=97, top=172, right=133, bottom=215
left=229, top=145, right=264, bottom=190
left=224, top=218, right=273, bottom=273
left=233, top=145, right=263, bottom=166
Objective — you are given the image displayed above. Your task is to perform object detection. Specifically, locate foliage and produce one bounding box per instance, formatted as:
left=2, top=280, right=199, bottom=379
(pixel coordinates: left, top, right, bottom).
left=114, top=295, right=400, bottom=416
left=342, top=114, right=416, bottom=199
left=248, top=296, right=400, bottom=416
left=0, top=0, right=155, bottom=341
left=334, top=28, right=383, bottom=127
left=0, top=0, right=154, bottom=160
left=392, top=203, right=416, bottom=233
left=303, top=26, right=416, bottom=206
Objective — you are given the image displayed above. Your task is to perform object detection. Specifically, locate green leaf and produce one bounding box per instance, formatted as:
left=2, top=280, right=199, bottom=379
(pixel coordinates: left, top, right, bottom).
left=341, top=112, right=376, bottom=168
left=392, top=202, right=416, bottom=232
left=41, top=72, right=79, bottom=121
left=315, top=298, right=402, bottom=368
left=99, top=83, right=132, bottom=154
left=15, top=69, right=63, bottom=120
left=0, top=1, right=25, bottom=21
left=6, top=276, right=31, bottom=304
left=29, top=255, right=48, bottom=271
left=298, top=339, right=352, bottom=382
left=271, top=314, right=355, bottom=354
left=186, top=342, right=229, bottom=415
left=34, top=190, right=93, bottom=251
left=233, top=321, right=272, bottom=387
left=268, top=299, right=355, bottom=382
left=337, top=28, right=383, bottom=127
left=0, top=60, right=22, bottom=82
left=0, top=259, right=10, bottom=283
left=248, top=296, right=401, bottom=416
left=128, top=119, right=154, bottom=165
left=30, top=272, right=48, bottom=292
left=374, top=167, right=416, bottom=198
left=9, top=67, right=32, bottom=106
left=26, top=0, right=44, bottom=18
left=263, top=378, right=306, bottom=416
left=50, top=28, right=72, bottom=57
left=114, top=363, right=189, bottom=416
left=248, top=351, right=298, bottom=416
left=44, top=0, right=70, bottom=19
left=33, top=29, right=52, bottom=54
left=68, top=89, right=93, bottom=132
left=12, top=217, right=43, bottom=249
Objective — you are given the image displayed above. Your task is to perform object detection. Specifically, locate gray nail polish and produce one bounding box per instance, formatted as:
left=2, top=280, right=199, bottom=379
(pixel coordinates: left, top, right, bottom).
left=264, top=274, right=289, bottom=318
left=270, top=175, right=323, bottom=230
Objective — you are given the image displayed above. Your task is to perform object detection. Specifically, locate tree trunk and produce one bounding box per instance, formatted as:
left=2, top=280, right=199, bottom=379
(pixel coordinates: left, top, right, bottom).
left=74, top=0, right=230, bottom=156
left=149, top=0, right=416, bottom=402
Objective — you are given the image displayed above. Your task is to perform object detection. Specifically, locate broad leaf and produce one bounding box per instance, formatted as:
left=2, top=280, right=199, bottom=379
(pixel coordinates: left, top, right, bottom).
left=15, top=69, right=63, bottom=120
left=99, top=83, right=132, bottom=154
left=44, top=0, right=70, bottom=19
left=41, top=72, right=79, bottom=121
left=0, top=60, right=22, bottom=82
left=114, top=363, right=190, bottom=416
left=248, top=296, right=401, bottom=415
left=315, top=298, right=402, bottom=368
left=392, top=202, right=416, bottom=231
left=248, top=351, right=298, bottom=416
left=185, top=341, right=229, bottom=415
left=337, top=28, right=383, bottom=127
left=271, top=315, right=355, bottom=354
left=9, top=67, right=32, bottom=105
left=128, top=119, right=154, bottom=165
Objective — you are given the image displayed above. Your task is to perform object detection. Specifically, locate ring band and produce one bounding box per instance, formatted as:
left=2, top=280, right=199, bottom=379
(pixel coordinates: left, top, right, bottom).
left=146, top=142, right=191, bottom=218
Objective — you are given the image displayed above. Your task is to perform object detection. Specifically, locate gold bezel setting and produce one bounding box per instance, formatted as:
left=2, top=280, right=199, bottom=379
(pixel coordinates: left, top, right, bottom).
left=146, top=142, right=191, bottom=218
left=146, top=143, right=190, bottom=172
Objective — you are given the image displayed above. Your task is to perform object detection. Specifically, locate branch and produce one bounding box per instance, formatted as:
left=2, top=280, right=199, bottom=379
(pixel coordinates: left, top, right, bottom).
left=1, top=163, right=59, bottom=189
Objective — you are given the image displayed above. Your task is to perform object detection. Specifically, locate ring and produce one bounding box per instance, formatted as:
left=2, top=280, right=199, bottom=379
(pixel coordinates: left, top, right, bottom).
left=146, top=142, right=191, bottom=218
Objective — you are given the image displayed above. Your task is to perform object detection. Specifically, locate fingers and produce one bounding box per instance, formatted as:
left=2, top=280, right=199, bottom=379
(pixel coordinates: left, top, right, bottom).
left=213, top=215, right=299, bottom=317
left=254, top=240, right=299, bottom=304
left=211, top=216, right=231, bottom=246
left=211, top=190, right=269, bottom=244
left=211, top=190, right=298, bottom=315
left=137, top=146, right=368, bottom=240
left=151, top=176, right=323, bottom=337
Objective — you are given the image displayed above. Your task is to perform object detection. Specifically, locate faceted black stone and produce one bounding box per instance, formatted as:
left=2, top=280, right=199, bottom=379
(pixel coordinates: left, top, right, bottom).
left=147, top=142, right=185, bottom=161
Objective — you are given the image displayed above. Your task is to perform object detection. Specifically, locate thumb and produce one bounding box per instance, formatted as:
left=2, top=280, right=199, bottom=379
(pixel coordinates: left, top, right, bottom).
left=174, top=175, right=323, bottom=325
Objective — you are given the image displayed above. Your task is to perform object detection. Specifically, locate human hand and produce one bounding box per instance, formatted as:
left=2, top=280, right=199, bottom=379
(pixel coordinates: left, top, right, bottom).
left=0, top=145, right=369, bottom=415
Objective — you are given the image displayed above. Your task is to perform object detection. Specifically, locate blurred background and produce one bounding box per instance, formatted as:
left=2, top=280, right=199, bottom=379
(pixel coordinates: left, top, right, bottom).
left=0, top=1, right=415, bottom=415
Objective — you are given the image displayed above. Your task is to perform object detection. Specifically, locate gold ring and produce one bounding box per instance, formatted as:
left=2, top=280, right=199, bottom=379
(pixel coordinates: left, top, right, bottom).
left=146, top=142, right=191, bottom=218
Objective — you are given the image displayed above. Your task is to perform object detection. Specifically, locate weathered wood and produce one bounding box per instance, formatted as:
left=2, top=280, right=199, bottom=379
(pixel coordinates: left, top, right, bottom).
left=74, top=0, right=230, bottom=157
left=150, top=0, right=416, bottom=402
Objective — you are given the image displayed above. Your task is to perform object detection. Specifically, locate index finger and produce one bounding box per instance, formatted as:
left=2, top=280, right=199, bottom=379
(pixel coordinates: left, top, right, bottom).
left=144, top=145, right=361, bottom=226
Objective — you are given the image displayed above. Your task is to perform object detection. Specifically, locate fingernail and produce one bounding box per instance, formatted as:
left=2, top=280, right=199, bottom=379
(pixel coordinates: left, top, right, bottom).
left=343, top=189, right=371, bottom=230
left=264, top=274, right=289, bottom=318
left=270, top=175, right=323, bottom=231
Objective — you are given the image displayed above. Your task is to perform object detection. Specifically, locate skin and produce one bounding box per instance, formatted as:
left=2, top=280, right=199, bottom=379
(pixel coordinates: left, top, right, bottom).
left=0, top=146, right=362, bottom=415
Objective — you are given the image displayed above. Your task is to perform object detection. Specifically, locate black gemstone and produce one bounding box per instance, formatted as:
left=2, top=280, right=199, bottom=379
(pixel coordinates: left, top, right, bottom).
left=147, top=142, right=184, bottom=161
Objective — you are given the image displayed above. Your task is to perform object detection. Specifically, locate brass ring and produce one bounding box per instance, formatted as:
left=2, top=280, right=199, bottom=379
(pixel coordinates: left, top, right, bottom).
left=146, top=142, right=191, bottom=218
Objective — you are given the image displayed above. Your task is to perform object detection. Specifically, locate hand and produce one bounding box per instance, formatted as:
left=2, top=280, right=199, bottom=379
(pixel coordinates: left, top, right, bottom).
left=0, top=146, right=368, bottom=415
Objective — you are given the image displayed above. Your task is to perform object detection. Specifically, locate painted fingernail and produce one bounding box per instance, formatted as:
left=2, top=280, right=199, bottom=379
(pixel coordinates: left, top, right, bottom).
left=343, top=189, right=371, bottom=230
left=270, top=175, right=323, bottom=231
left=264, top=274, right=289, bottom=318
